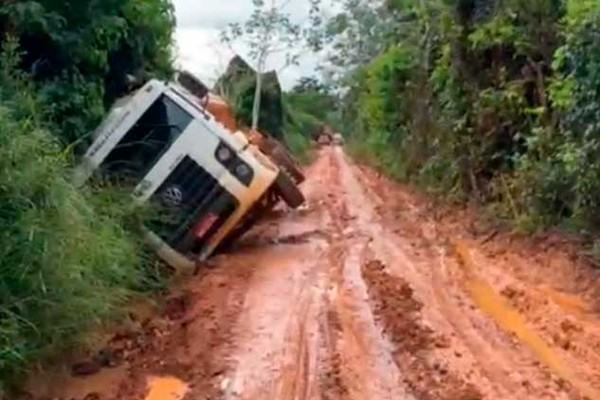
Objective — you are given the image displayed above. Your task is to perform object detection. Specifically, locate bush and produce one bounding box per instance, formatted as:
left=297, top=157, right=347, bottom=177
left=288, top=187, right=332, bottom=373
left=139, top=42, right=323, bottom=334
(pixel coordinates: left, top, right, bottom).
left=0, top=0, right=175, bottom=147
left=0, top=0, right=175, bottom=386
left=282, top=78, right=340, bottom=162
left=0, top=88, right=149, bottom=395
left=335, top=0, right=600, bottom=237
left=284, top=128, right=312, bottom=163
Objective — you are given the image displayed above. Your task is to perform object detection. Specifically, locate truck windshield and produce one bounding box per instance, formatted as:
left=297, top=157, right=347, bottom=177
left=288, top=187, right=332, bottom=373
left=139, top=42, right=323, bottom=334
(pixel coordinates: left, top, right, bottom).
left=99, top=94, right=193, bottom=185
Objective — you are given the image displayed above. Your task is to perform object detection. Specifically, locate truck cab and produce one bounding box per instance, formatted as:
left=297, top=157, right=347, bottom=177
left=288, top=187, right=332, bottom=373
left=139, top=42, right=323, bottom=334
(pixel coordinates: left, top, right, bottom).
left=74, top=79, right=303, bottom=266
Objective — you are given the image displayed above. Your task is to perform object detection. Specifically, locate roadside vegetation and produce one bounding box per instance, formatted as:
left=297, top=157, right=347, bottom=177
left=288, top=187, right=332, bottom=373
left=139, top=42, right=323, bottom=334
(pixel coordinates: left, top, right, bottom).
left=0, top=0, right=174, bottom=392
left=284, top=77, right=339, bottom=162
left=326, top=0, right=600, bottom=242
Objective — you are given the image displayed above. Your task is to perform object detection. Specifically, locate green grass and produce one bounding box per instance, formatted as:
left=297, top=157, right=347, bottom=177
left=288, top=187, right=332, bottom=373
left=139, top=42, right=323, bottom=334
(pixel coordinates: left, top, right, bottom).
left=0, top=51, right=157, bottom=394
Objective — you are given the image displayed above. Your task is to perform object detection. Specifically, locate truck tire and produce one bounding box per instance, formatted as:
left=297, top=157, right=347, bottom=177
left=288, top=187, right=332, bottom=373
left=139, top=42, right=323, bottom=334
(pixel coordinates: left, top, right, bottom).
left=250, top=133, right=305, bottom=185
left=275, top=171, right=305, bottom=209
left=261, top=137, right=306, bottom=185
left=272, top=143, right=306, bottom=185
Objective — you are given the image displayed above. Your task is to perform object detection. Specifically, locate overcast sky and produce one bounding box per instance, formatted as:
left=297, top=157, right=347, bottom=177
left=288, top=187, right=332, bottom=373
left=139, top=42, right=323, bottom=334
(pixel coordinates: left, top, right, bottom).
left=173, top=0, right=333, bottom=90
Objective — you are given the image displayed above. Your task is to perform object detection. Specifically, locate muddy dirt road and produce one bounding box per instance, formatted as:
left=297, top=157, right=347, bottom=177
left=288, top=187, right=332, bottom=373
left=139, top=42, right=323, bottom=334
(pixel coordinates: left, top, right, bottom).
left=34, top=147, right=600, bottom=400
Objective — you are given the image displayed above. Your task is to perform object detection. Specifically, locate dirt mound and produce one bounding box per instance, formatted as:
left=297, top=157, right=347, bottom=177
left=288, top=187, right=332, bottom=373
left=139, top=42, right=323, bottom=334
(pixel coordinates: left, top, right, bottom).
left=362, top=259, right=483, bottom=400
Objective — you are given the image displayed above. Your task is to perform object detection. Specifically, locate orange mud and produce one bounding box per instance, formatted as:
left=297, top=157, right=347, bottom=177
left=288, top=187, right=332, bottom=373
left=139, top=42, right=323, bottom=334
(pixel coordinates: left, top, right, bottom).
left=143, top=377, right=188, bottom=400
left=27, top=147, right=600, bottom=400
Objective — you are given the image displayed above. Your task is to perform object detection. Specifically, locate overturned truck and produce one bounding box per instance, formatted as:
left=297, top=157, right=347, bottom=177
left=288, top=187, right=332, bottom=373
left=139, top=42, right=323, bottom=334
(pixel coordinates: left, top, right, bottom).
left=74, top=71, right=305, bottom=270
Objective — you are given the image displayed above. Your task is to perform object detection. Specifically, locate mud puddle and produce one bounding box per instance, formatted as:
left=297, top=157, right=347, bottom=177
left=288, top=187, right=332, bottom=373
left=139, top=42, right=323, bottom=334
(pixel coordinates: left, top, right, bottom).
left=455, top=241, right=600, bottom=400
left=143, top=377, right=188, bottom=400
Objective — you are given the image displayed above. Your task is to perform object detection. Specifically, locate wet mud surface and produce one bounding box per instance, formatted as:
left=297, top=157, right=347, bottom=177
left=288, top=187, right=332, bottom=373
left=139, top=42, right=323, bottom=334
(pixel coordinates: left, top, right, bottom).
left=28, top=148, right=600, bottom=400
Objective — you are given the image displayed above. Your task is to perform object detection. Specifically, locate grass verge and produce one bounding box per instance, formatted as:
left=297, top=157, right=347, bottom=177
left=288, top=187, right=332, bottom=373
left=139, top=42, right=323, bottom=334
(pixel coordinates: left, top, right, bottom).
left=0, top=43, right=160, bottom=394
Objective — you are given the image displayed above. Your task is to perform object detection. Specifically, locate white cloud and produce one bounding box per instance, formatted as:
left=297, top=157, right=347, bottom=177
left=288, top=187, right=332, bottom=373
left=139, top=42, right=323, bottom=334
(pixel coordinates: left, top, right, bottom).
left=174, top=28, right=236, bottom=85
left=172, top=0, right=332, bottom=90
left=174, top=0, right=253, bottom=29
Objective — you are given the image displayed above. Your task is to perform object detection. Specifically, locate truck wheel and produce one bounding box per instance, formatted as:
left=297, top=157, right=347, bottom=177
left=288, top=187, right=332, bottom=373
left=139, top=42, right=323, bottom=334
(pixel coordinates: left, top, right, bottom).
left=275, top=172, right=305, bottom=209
left=269, top=140, right=306, bottom=184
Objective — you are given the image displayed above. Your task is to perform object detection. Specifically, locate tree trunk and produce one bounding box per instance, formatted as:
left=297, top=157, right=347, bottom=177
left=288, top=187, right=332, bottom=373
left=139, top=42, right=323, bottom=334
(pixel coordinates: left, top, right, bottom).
left=252, top=60, right=264, bottom=131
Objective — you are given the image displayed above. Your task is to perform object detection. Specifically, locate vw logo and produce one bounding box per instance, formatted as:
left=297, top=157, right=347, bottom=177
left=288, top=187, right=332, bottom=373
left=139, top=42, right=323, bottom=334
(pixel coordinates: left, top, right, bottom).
left=161, top=186, right=183, bottom=207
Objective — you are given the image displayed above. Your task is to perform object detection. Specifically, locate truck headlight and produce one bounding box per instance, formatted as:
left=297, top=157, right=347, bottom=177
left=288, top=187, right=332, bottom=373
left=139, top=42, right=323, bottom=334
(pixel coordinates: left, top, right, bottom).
left=232, top=160, right=253, bottom=186
left=235, top=163, right=252, bottom=180
left=216, top=144, right=233, bottom=163
left=215, top=141, right=254, bottom=186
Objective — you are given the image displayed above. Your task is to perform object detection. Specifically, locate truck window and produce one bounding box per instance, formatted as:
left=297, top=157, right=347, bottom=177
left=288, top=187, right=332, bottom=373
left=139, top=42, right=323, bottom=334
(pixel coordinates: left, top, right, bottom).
left=99, top=94, right=193, bottom=185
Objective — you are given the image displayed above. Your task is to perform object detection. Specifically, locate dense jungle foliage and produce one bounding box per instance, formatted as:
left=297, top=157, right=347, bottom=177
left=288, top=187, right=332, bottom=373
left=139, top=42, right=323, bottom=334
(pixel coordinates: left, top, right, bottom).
left=328, top=0, right=600, bottom=241
left=0, top=0, right=175, bottom=391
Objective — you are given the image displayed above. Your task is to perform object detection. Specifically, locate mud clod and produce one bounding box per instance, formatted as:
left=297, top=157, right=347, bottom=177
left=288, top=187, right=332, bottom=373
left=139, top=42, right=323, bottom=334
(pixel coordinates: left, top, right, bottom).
left=163, top=292, right=191, bottom=320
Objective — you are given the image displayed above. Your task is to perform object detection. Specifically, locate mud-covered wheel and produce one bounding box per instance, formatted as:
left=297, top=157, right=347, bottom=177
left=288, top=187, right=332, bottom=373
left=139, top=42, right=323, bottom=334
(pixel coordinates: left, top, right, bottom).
left=275, top=171, right=305, bottom=209
left=269, top=140, right=306, bottom=184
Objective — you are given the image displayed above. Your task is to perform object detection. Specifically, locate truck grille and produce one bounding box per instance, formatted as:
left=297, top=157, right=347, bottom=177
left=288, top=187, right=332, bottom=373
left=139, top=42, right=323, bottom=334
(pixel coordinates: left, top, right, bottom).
left=147, top=156, right=238, bottom=254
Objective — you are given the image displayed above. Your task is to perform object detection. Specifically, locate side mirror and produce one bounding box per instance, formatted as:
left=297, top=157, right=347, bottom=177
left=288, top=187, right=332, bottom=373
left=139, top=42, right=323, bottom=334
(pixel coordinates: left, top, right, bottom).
left=177, top=70, right=209, bottom=100
left=125, top=74, right=138, bottom=86
left=125, top=74, right=149, bottom=92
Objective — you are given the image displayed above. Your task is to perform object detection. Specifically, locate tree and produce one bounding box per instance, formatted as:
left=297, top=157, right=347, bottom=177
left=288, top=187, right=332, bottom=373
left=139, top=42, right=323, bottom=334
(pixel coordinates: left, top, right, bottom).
left=0, top=0, right=176, bottom=387
left=288, top=76, right=336, bottom=121
left=321, top=0, right=600, bottom=238
left=0, top=0, right=175, bottom=145
left=293, top=76, right=330, bottom=93
left=320, top=0, right=416, bottom=84
left=221, top=0, right=322, bottom=130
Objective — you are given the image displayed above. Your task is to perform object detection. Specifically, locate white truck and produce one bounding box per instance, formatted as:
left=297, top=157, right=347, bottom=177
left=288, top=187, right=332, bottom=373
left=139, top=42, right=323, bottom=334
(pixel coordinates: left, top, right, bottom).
left=74, top=79, right=305, bottom=269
